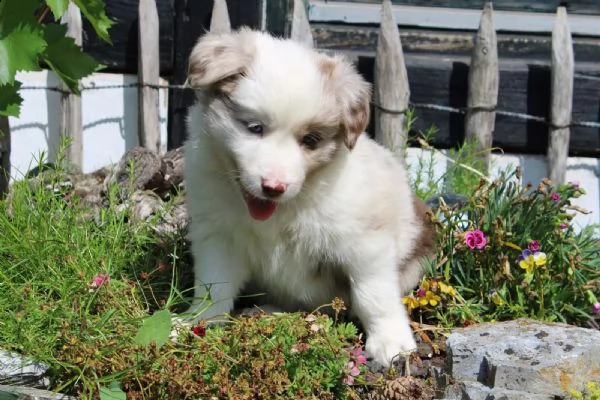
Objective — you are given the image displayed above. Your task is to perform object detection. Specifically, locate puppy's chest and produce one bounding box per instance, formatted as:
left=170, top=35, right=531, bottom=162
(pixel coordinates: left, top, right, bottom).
left=235, top=223, right=333, bottom=269
left=233, top=222, right=347, bottom=294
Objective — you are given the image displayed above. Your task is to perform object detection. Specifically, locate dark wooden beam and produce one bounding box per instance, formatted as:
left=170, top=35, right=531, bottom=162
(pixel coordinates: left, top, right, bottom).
left=81, top=0, right=175, bottom=75
left=312, top=25, right=600, bottom=63
left=357, top=55, right=600, bottom=157
left=341, top=0, right=600, bottom=15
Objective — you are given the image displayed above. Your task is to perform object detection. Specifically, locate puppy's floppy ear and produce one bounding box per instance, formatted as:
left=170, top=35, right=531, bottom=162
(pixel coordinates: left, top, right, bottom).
left=186, top=29, right=255, bottom=94
left=319, top=55, right=371, bottom=150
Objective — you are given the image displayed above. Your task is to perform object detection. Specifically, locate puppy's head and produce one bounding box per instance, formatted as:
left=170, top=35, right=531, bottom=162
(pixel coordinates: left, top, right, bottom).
left=187, top=29, right=371, bottom=220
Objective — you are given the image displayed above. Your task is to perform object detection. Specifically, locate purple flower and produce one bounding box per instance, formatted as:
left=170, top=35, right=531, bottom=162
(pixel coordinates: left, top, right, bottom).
left=416, top=288, right=427, bottom=298
left=569, top=181, right=580, bottom=189
left=528, top=240, right=541, bottom=252
left=517, top=249, right=531, bottom=263
left=593, top=303, right=600, bottom=314
left=465, top=230, right=487, bottom=250
left=550, top=192, right=560, bottom=202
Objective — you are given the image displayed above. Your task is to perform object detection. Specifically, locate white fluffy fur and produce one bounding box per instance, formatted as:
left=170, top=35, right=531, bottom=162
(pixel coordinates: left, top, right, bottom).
left=183, top=29, right=431, bottom=365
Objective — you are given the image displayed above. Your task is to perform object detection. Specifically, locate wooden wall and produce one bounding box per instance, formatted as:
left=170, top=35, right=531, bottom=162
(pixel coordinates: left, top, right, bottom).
left=74, top=0, right=600, bottom=156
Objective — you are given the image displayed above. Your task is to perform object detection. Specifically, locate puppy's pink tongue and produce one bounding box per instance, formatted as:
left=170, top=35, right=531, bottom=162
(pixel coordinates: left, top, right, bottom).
left=244, top=194, right=277, bottom=221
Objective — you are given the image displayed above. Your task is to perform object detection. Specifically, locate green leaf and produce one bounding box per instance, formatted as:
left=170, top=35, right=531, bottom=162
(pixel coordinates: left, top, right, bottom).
left=45, top=0, right=69, bottom=21
left=0, top=81, right=22, bottom=117
left=99, top=382, right=126, bottom=400
left=0, top=0, right=45, bottom=114
left=134, top=309, right=172, bottom=348
left=0, top=26, right=46, bottom=85
left=72, top=0, right=114, bottom=43
left=41, top=24, right=101, bottom=94
left=0, top=0, right=40, bottom=36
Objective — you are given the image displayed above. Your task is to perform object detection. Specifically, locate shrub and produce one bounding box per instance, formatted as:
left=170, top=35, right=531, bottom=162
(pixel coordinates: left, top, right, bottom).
left=570, top=381, right=600, bottom=400
left=405, top=168, right=600, bottom=327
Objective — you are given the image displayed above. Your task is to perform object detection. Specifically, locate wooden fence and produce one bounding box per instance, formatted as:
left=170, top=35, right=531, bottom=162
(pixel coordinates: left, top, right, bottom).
left=273, top=0, right=579, bottom=183
left=0, top=0, right=587, bottom=198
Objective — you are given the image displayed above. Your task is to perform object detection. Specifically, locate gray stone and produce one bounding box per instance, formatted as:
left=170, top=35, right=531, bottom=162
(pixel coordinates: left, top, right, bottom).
left=107, top=146, right=166, bottom=198
left=0, top=351, right=49, bottom=389
left=445, top=381, right=555, bottom=400
left=130, top=190, right=163, bottom=222
left=163, top=147, right=184, bottom=189
left=444, top=319, right=600, bottom=399
left=153, top=198, right=188, bottom=236
left=0, top=385, right=74, bottom=400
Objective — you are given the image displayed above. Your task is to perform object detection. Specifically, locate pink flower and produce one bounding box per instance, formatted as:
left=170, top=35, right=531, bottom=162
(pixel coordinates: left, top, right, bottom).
left=90, top=274, right=109, bottom=288
left=416, top=288, right=427, bottom=298
left=350, top=347, right=367, bottom=365
left=550, top=192, right=560, bottom=202
left=593, top=303, right=600, bottom=314
left=343, top=347, right=367, bottom=385
left=559, top=223, right=569, bottom=230
left=528, top=240, right=541, bottom=252
left=343, top=361, right=361, bottom=385
left=465, top=230, right=487, bottom=250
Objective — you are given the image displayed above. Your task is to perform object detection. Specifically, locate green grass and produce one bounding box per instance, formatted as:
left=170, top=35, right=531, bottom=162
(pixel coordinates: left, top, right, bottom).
left=0, top=159, right=365, bottom=399
left=0, top=163, right=181, bottom=394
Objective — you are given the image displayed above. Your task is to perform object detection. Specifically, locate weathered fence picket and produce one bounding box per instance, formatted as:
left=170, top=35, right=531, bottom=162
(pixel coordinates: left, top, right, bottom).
left=464, top=2, right=498, bottom=173
left=138, top=0, right=161, bottom=153
left=373, top=0, right=410, bottom=152
left=210, top=0, right=231, bottom=34
left=59, top=2, right=83, bottom=170
left=548, top=6, right=574, bottom=184
left=0, top=116, right=9, bottom=198
left=290, top=0, right=314, bottom=47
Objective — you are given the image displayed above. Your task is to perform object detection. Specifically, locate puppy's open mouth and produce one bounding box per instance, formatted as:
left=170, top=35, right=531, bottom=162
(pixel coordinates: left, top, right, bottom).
left=241, top=189, right=278, bottom=221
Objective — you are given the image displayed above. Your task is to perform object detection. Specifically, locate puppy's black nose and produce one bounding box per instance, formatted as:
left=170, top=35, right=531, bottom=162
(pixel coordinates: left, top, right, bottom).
left=261, top=179, right=287, bottom=198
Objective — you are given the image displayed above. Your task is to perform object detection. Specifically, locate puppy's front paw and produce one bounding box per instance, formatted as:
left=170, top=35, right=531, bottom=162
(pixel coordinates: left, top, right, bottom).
left=365, top=320, right=417, bottom=366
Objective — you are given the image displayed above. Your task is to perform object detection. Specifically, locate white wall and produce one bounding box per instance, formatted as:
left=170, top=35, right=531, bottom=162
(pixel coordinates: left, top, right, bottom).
left=8, top=71, right=599, bottom=229
left=9, top=70, right=169, bottom=177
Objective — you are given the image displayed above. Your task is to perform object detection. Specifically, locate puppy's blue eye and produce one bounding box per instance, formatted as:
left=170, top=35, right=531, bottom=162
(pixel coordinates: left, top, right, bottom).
left=246, top=122, right=264, bottom=135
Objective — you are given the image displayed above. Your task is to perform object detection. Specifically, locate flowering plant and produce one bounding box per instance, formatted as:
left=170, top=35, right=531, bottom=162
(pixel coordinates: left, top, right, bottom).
left=410, top=169, right=600, bottom=327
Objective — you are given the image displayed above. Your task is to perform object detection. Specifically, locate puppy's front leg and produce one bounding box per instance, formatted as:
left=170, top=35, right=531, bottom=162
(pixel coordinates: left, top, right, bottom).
left=183, top=235, right=249, bottom=321
left=348, top=245, right=417, bottom=366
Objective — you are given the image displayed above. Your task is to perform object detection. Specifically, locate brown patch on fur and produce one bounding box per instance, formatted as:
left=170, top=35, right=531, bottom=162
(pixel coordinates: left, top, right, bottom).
left=317, top=57, right=337, bottom=78
left=409, top=196, right=436, bottom=261
left=186, top=29, right=255, bottom=94
left=401, top=194, right=435, bottom=270
left=317, top=54, right=371, bottom=150
left=344, top=103, right=369, bottom=150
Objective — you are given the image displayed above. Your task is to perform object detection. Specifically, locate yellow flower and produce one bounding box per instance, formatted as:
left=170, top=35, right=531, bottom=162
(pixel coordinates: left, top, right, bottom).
left=418, top=290, right=441, bottom=307
left=490, top=289, right=504, bottom=305
left=518, top=253, right=536, bottom=274
left=518, top=251, right=547, bottom=274
left=533, top=252, right=547, bottom=266
left=402, top=295, right=419, bottom=312
left=439, top=281, right=457, bottom=297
